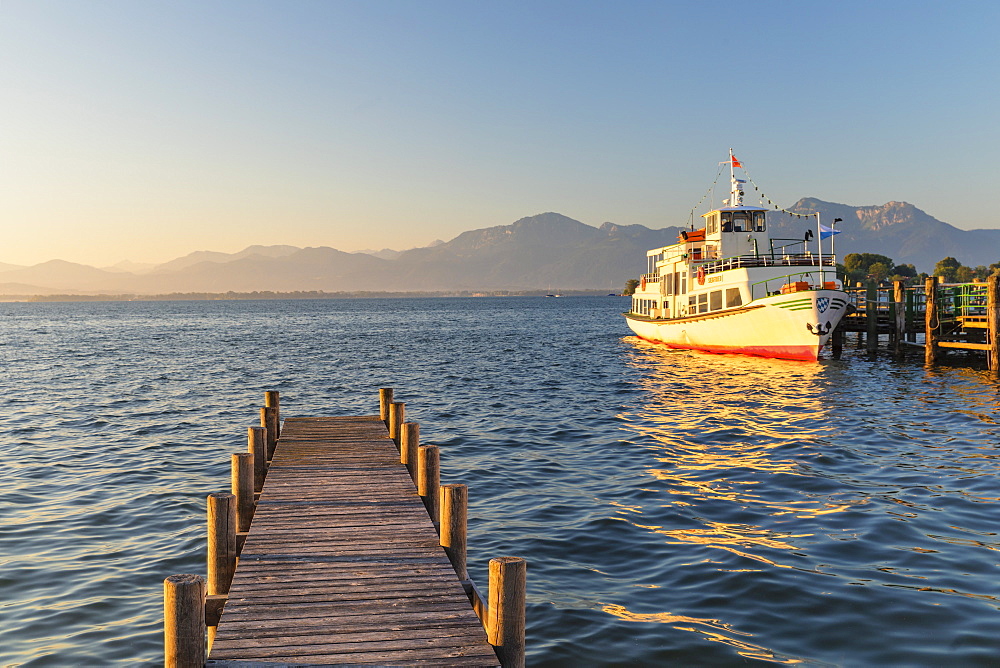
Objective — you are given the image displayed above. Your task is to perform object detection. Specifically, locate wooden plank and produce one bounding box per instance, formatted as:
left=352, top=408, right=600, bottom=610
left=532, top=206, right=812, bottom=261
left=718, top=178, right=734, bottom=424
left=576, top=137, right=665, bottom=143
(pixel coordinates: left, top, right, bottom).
left=209, top=415, right=496, bottom=665
left=938, top=341, right=992, bottom=350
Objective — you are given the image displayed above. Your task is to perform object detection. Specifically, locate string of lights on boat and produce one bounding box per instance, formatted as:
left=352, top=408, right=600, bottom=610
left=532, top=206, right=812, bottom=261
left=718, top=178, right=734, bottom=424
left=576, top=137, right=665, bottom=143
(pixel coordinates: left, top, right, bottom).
left=685, top=157, right=822, bottom=230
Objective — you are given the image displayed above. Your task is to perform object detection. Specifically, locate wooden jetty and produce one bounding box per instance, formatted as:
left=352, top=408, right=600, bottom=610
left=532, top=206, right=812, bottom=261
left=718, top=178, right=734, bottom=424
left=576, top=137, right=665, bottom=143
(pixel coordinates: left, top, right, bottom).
left=165, top=390, right=525, bottom=667
left=835, top=274, right=999, bottom=371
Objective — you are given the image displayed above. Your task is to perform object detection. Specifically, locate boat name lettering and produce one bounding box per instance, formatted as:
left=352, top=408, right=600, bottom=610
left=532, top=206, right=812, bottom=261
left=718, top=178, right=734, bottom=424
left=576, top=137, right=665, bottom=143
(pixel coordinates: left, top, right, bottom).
left=707, top=275, right=723, bottom=283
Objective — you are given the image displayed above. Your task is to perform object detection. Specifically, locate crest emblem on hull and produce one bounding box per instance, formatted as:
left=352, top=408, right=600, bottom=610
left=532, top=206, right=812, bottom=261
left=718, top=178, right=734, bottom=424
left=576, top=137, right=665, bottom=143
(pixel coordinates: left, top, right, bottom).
left=817, top=297, right=830, bottom=313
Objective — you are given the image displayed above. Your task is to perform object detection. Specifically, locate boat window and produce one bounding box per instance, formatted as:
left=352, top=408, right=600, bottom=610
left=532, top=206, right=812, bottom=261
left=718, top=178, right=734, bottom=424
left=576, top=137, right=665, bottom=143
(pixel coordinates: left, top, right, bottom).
left=706, top=214, right=719, bottom=235
left=726, top=287, right=743, bottom=307
left=732, top=213, right=750, bottom=232
left=721, top=212, right=732, bottom=232
left=753, top=211, right=766, bottom=231
left=709, top=290, right=722, bottom=311
left=680, top=271, right=687, bottom=295
left=690, top=293, right=708, bottom=314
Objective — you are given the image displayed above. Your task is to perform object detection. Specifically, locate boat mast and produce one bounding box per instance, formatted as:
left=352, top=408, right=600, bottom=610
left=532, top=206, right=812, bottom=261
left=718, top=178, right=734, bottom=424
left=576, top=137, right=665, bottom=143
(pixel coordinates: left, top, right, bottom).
left=728, top=148, right=742, bottom=206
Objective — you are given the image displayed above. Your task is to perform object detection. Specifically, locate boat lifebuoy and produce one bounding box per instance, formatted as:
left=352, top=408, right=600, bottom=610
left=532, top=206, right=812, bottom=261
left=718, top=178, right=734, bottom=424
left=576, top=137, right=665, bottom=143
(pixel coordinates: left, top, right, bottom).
left=697, top=267, right=706, bottom=285
left=640, top=277, right=646, bottom=290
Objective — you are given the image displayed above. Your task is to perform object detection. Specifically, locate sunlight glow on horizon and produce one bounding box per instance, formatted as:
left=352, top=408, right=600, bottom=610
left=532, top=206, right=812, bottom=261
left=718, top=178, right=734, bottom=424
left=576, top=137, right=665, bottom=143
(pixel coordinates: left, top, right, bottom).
left=2, top=0, right=997, bottom=267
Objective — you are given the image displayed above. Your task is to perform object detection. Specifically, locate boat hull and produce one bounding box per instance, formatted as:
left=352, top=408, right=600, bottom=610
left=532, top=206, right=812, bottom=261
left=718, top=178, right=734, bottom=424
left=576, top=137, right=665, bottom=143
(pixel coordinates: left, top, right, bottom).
left=624, top=289, right=849, bottom=361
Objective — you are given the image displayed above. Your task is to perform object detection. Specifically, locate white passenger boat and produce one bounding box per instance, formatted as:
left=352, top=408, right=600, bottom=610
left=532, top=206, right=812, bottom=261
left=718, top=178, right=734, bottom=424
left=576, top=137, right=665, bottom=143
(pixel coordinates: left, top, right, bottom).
left=624, top=151, right=849, bottom=361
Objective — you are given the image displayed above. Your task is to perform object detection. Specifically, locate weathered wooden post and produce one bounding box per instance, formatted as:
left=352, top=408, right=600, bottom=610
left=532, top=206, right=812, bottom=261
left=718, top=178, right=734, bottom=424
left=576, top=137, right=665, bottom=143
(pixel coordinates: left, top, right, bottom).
left=401, top=422, right=420, bottom=480
left=440, top=484, right=468, bottom=580
left=417, top=445, right=440, bottom=526
left=388, top=402, right=405, bottom=448
left=163, top=574, right=205, bottom=668
left=232, top=452, right=254, bottom=540
left=248, top=426, right=267, bottom=493
left=925, top=276, right=939, bottom=365
left=379, top=388, right=394, bottom=426
left=488, top=557, right=527, bottom=668
left=830, top=324, right=843, bottom=359
left=207, top=493, right=236, bottom=596
left=264, top=390, right=280, bottom=438
left=865, top=281, right=878, bottom=352
left=988, top=274, right=999, bottom=373
left=893, top=280, right=906, bottom=355
left=260, top=406, right=278, bottom=460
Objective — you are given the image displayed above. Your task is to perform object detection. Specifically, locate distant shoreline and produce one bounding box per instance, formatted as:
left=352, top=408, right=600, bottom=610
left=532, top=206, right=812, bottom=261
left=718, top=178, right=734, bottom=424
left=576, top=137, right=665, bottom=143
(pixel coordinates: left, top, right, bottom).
left=0, top=289, right=624, bottom=303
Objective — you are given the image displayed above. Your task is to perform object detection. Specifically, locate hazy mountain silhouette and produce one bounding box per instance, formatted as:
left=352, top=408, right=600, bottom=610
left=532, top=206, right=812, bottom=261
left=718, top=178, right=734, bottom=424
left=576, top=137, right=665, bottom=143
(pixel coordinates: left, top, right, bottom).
left=1, top=204, right=997, bottom=296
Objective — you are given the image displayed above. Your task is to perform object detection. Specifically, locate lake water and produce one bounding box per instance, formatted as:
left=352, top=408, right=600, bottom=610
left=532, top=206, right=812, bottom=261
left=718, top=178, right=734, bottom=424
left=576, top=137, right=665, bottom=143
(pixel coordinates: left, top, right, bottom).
left=1, top=297, right=998, bottom=666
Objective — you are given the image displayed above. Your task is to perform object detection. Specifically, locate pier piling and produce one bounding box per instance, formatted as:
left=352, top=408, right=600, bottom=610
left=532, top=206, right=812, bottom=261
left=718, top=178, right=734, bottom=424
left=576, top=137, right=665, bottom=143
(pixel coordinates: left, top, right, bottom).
left=925, top=276, right=939, bottom=365
left=488, top=556, right=528, bottom=668
left=401, top=421, right=420, bottom=479
left=989, top=274, right=999, bottom=373
left=163, top=574, right=205, bottom=668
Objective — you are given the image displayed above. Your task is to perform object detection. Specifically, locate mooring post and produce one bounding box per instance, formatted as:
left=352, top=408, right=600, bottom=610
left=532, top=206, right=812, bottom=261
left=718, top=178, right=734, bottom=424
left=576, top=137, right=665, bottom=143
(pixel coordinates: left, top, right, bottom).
left=925, top=276, right=939, bottom=365
left=379, top=388, right=394, bottom=426
left=389, top=402, right=405, bottom=448
left=831, top=325, right=843, bottom=359
left=865, top=280, right=878, bottom=352
left=417, top=445, right=440, bottom=527
left=248, top=426, right=267, bottom=493
left=440, top=484, right=468, bottom=580
left=163, top=574, right=206, bottom=668
left=488, top=556, right=527, bottom=668
left=893, top=280, right=906, bottom=355
left=401, top=422, right=420, bottom=480
left=232, top=452, right=254, bottom=538
left=207, top=493, right=236, bottom=597
left=264, top=390, right=280, bottom=438
left=261, top=406, right=278, bottom=460
left=988, top=274, right=999, bottom=373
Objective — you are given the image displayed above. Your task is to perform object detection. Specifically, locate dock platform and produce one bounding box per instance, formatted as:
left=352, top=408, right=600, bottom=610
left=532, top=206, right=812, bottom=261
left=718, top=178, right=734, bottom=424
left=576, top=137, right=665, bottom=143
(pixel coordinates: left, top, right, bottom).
left=206, top=415, right=498, bottom=666
left=163, top=391, right=526, bottom=667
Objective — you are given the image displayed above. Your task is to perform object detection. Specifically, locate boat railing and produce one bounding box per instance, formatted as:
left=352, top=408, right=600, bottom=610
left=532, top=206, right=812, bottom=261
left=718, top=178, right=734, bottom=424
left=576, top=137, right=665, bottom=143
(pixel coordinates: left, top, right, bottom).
left=749, top=270, right=838, bottom=301
left=640, top=272, right=660, bottom=283
left=702, top=254, right=836, bottom=276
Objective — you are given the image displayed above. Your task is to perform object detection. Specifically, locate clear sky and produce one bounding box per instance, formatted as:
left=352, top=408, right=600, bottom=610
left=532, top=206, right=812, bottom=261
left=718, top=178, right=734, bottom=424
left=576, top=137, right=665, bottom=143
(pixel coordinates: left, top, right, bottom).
left=2, top=0, right=998, bottom=267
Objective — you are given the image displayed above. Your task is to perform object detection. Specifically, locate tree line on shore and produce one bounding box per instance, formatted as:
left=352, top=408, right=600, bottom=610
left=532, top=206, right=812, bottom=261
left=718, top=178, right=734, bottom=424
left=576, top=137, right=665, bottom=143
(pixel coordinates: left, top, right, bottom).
left=841, top=253, right=1000, bottom=285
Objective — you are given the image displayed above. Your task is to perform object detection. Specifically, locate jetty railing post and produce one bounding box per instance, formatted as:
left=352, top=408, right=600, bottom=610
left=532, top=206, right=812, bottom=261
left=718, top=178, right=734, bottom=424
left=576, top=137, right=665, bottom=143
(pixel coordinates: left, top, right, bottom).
left=487, top=556, right=527, bottom=668
left=207, top=493, right=236, bottom=596
left=248, top=426, right=267, bottom=493
left=925, top=276, right=939, bottom=365
left=379, top=388, right=394, bottom=426
left=865, top=280, right=878, bottom=353
left=417, top=445, right=440, bottom=528
left=440, top=484, right=468, bottom=580
left=261, top=406, right=278, bottom=461
left=401, top=422, right=419, bottom=480
left=264, top=390, right=280, bottom=438
left=163, top=574, right=206, bottom=668
left=893, top=280, right=906, bottom=355
left=232, top=452, right=254, bottom=537
left=389, top=402, right=405, bottom=448
left=906, top=287, right=916, bottom=341
left=988, top=274, right=1000, bottom=373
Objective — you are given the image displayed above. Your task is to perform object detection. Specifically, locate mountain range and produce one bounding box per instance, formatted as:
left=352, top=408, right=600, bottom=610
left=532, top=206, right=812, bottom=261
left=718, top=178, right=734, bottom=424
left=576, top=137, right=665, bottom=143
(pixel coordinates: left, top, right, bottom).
left=2, top=200, right=997, bottom=296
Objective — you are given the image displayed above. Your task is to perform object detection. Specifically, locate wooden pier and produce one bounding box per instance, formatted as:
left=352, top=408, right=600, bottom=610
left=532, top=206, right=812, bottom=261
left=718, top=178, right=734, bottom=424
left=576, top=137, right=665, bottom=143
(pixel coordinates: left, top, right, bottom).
left=835, top=274, right=999, bottom=371
left=165, top=391, right=525, bottom=667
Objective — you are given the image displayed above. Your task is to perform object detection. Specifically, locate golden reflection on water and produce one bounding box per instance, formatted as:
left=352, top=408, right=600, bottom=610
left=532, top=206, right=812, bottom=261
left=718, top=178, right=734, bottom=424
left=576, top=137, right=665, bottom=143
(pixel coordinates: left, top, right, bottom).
left=619, top=340, right=850, bottom=526
left=602, top=604, right=810, bottom=664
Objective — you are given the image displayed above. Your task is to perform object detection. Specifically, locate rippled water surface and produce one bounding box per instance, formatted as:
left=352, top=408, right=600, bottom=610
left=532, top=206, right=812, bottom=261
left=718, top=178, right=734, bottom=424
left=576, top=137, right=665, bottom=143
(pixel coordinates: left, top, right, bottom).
left=2, top=297, right=998, bottom=666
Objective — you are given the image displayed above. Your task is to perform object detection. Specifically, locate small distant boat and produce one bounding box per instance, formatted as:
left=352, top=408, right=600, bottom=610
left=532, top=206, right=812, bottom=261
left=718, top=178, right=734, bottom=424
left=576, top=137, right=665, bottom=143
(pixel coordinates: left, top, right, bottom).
left=624, top=150, right=849, bottom=361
